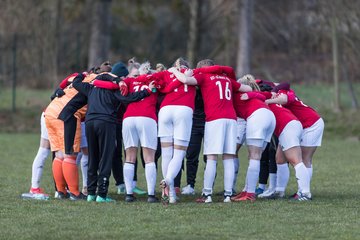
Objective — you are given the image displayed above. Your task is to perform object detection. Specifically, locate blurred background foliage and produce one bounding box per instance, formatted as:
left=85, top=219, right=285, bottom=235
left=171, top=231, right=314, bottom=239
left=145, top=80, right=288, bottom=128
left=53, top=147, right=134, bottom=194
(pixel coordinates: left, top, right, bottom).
left=0, top=0, right=359, bottom=134
left=0, top=0, right=359, bottom=88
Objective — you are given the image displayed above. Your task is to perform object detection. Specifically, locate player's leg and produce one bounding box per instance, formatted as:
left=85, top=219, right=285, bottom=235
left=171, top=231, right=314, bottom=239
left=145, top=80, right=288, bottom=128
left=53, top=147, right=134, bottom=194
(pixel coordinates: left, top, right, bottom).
left=122, top=117, right=139, bottom=201
left=113, top=123, right=125, bottom=194
left=182, top=129, right=203, bottom=195
left=30, top=112, right=51, bottom=193
left=163, top=106, right=193, bottom=203
left=96, top=120, right=116, bottom=202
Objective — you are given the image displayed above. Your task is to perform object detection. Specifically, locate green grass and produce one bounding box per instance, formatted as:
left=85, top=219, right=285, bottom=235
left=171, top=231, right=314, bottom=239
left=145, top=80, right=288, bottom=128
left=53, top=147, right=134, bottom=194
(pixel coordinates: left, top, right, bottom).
left=0, top=133, right=359, bottom=239
left=0, top=84, right=359, bottom=239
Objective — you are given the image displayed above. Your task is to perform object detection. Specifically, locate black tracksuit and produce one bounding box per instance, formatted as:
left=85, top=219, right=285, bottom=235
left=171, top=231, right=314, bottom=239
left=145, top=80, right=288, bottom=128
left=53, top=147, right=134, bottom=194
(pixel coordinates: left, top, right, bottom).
left=112, top=105, right=125, bottom=186
left=72, top=74, right=150, bottom=198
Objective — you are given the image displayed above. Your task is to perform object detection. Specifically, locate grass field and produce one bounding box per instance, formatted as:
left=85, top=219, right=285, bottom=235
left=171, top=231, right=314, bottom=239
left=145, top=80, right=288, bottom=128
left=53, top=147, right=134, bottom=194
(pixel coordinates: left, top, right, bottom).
left=0, top=84, right=360, bottom=239
left=0, top=133, right=359, bottom=240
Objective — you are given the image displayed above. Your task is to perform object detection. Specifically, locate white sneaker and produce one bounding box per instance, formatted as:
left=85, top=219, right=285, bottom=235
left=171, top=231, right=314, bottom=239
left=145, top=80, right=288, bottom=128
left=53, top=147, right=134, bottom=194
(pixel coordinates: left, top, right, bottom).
left=196, top=194, right=212, bottom=203
left=169, top=196, right=177, bottom=204
left=258, top=189, right=275, bottom=198
left=117, top=184, right=126, bottom=195
left=181, top=184, right=195, bottom=195
left=223, top=196, right=231, bottom=203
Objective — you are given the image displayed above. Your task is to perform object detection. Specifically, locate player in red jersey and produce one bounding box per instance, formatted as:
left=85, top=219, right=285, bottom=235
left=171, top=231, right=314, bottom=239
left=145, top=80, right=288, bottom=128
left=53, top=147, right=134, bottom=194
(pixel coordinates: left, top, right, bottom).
left=259, top=90, right=312, bottom=200
left=264, top=88, right=324, bottom=199
left=148, top=57, right=196, bottom=204
left=169, top=59, right=252, bottom=203
left=231, top=75, right=276, bottom=202
left=120, top=62, right=159, bottom=203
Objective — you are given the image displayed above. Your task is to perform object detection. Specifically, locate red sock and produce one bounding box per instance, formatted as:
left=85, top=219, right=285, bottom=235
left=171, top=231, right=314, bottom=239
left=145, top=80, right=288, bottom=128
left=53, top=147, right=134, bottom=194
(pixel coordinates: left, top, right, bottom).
left=62, top=156, right=80, bottom=196
left=52, top=157, right=66, bottom=194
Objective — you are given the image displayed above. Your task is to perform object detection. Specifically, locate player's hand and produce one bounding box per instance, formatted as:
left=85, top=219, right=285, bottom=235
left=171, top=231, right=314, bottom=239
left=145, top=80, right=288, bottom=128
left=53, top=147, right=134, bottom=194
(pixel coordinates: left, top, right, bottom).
left=240, top=93, right=249, bottom=100
left=119, top=81, right=128, bottom=96
left=184, top=69, right=193, bottom=77
left=167, top=67, right=177, bottom=73
left=55, top=88, right=65, bottom=98
left=148, top=81, right=156, bottom=92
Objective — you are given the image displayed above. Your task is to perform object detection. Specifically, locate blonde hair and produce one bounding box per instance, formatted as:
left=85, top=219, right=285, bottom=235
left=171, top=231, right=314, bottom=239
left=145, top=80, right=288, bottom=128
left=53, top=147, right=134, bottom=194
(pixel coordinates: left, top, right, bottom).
left=156, top=63, right=166, bottom=72
left=238, top=74, right=260, bottom=91
left=139, top=61, right=154, bottom=75
left=196, top=59, right=214, bottom=68
left=173, top=57, right=189, bottom=69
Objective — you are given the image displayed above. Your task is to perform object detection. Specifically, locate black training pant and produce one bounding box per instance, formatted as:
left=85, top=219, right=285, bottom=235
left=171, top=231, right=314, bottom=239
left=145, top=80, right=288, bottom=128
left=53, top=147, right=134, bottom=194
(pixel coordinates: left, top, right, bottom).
left=112, top=123, right=124, bottom=186
left=259, top=136, right=278, bottom=185
left=86, top=120, right=116, bottom=198
left=64, top=115, right=77, bottom=155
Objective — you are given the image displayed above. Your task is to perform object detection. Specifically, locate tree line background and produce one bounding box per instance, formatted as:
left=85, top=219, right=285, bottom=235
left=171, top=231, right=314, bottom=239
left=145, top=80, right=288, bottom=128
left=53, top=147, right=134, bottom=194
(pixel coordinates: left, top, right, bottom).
left=0, top=0, right=359, bottom=110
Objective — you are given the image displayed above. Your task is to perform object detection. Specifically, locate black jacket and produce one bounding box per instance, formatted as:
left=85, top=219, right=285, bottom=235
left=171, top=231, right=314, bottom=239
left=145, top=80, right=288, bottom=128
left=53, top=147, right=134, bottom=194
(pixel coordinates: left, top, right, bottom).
left=72, top=74, right=150, bottom=124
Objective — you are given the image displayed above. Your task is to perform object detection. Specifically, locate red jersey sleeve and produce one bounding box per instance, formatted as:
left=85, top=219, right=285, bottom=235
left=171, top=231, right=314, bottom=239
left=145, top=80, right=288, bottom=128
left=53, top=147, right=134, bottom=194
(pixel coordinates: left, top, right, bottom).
left=231, top=79, right=241, bottom=91
left=160, top=79, right=183, bottom=93
left=259, top=91, right=272, bottom=99
left=282, top=89, right=296, bottom=104
left=246, top=91, right=266, bottom=101
left=93, top=80, right=119, bottom=90
left=221, top=66, right=236, bottom=80
left=193, top=73, right=205, bottom=85
left=59, top=73, right=78, bottom=89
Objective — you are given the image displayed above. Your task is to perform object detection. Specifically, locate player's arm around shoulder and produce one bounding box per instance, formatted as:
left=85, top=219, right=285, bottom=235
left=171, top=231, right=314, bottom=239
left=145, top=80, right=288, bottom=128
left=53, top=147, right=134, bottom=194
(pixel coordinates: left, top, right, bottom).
left=168, top=67, right=198, bottom=85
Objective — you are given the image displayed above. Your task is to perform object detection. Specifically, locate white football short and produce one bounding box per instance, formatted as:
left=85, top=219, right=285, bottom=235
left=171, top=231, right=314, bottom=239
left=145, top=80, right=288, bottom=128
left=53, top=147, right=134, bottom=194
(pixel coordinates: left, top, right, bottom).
left=40, top=112, right=49, bottom=140
left=158, top=105, right=193, bottom=142
left=204, top=118, right=237, bottom=155
left=246, top=108, right=276, bottom=148
left=123, top=116, right=158, bottom=150
left=279, top=120, right=303, bottom=151
left=80, top=121, right=88, bottom=148
left=236, top=118, right=246, bottom=145
left=301, top=118, right=324, bottom=147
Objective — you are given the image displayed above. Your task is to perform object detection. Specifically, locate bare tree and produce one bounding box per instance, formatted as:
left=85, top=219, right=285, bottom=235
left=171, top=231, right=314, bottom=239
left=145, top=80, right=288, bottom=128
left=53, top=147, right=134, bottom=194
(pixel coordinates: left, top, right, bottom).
left=186, top=0, right=202, bottom=68
left=88, top=0, right=112, bottom=69
left=331, top=16, right=341, bottom=112
left=236, top=0, right=254, bottom=77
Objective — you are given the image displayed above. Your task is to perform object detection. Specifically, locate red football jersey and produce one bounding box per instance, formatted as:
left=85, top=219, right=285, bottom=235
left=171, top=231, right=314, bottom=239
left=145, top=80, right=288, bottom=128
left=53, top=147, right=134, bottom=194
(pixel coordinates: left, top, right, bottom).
left=151, top=70, right=196, bottom=110
left=268, top=103, right=299, bottom=137
left=233, top=91, right=269, bottom=120
left=123, top=75, right=158, bottom=121
left=282, top=90, right=321, bottom=128
left=194, top=73, right=239, bottom=121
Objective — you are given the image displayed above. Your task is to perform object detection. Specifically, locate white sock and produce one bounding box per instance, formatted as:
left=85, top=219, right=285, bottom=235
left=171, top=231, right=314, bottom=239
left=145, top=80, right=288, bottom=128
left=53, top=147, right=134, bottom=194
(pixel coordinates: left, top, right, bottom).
left=276, top=163, right=289, bottom=192
left=233, top=158, right=239, bottom=192
left=307, top=165, right=313, bottom=182
left=268, top=173, right=277, bottom=190
left=132, top=180, right=137, bottom=189
left=80, top=154, right=88, bottom=188
left=169, top=182, right=176, bottom=198
left=245, top=159, right=260, bottom=194
left=294, top=162, right=311, bottom=194
left=223, top=159, right=235, bottom=196
left=165, top=149, right=186, bottom=186
left=203, top=159, right=217, bottom=195
left=145, top=162, right=157, bottom=195
left=258, top=184, right=266, bottom=190
left=123, top=163, right=135, bottom=194
left=31, top=147, right=50, bottom=188
left=161, top=146, right=173, bottom=178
